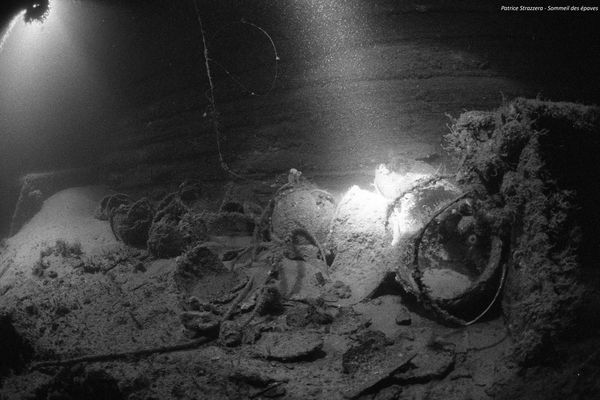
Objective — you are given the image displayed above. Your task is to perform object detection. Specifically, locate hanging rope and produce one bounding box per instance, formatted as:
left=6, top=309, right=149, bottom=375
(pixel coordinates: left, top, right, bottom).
left=208, top=19, right=280, bottom=96
left=191, top=0, right=279, bottom=181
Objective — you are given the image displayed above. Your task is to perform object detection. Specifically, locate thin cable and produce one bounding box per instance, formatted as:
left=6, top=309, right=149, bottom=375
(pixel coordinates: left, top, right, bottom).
left=411, top=193, right=507, bottom=326
left=237, top=18, right=280, bottom=96
left=193, top=0, right=243, bottom=179
left=192, top=1, right=279, bottom=182
left=208, top=19, right=279, bottom=96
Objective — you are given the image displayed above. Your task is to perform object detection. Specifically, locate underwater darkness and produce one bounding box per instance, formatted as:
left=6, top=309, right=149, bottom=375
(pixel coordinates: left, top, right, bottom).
left=0, top=1, right=597, bottom=239
left=0, top=0, right=599, bottom=236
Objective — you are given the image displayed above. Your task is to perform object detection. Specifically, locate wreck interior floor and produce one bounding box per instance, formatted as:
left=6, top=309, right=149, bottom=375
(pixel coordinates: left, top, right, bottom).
left=0, top=2, right=599, bottom=399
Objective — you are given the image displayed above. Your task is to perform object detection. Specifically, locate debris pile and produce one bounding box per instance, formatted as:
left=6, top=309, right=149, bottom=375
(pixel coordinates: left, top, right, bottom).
left=110, top=198, right=154, bottom=247
left=444, top=98, right=600, bottom=363
left=2, top=107, right=599, bottom=400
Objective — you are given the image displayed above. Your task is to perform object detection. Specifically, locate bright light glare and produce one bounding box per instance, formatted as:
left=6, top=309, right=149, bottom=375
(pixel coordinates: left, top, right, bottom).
left=341, top=171, right=430, bottom=248
left=339, top=185, right=405, bottom=245
left=0, top=0, right=112, bottom=165
left=340, top=185, right=388, bottom=226
left=391, top=192, right=421, bottom=244
left=19, top=0, right=62, bottom=53
left=0, top=11, right=26, bottom=57
left=343, top=168, right=460, bottom=247
left=343, top=185, right=388, bottom=213
left=372, top=164, right=430, bottom=244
